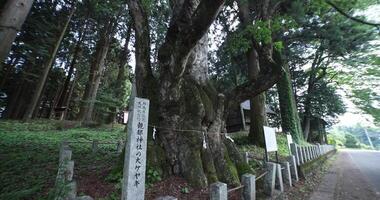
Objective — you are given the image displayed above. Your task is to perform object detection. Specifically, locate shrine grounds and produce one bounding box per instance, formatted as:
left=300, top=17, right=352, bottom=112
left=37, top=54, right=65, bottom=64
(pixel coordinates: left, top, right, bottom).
left=0, top=120, right=329, bottom=200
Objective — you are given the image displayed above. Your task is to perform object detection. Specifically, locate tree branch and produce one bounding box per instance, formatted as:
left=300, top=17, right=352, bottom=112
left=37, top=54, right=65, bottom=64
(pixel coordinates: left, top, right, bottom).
left=326, top=0, right=380, bottom=27
left=158, top=0, right=225, bottom=79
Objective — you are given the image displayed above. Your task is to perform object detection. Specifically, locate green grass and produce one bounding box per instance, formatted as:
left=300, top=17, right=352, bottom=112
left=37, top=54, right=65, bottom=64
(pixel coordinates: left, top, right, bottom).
left=230, top=131, right=293, bottom=168
left=0, top=120, right=125, bottom=200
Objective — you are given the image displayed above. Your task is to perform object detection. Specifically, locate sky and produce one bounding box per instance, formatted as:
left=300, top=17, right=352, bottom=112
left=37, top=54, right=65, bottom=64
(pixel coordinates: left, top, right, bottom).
left=334, top=4, right=380, bottom=128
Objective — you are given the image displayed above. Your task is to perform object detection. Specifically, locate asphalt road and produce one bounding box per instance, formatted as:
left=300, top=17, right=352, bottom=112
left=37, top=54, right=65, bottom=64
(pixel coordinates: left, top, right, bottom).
left=310, top=149, right=380, bottom=200
left=345, top=149, right=380, bottom=193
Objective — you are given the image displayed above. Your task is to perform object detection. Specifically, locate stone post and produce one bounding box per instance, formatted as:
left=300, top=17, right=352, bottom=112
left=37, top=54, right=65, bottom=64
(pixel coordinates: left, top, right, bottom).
left=244, top=152, right=249, bottom=164
left=281, top=162, right=292, bottom=187
left=210, top=182, right=227, bottom=200
left=264, top=162, right=276, bottom=196
left=288, top=155, right=299, bottom=182
left=275, top=164, right=284, bottom=192
left=290, top=143, right=299, bottom=165
left=298, top=146, right=304, bottom=164
left=116, top=140, right=124, bottom=153
left=242, top=174, right=256, bottom=200
left=92, top=140, right=98, bottom=153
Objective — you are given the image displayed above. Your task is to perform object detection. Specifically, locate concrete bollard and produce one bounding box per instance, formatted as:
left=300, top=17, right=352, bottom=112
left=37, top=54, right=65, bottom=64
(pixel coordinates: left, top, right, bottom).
left=281, top=162, right=292, bottom=187
left=210, top=182, right=227, bottom=200
left=66, top=181, right=77, bottom=200
left=275, top=164, right=284, bottom=192
left=288, top=155, right=299, bottom=182
left=244, top=152, right=249, bottom=164
left=241, top=174, right=255, bottom=200
left=301, top=147, right=307, bottom=163
left=264, top=162, right=276, bottom=196
left=59, top=147, right=72, bottom=164
left=290, top=143, right=299, bottom=166
left=65, top=161, right=74, bottom=181
left=116, top=140, right=124, bottom=153
left=298, top=146, right=304, bottom=164
left=92, top=140, right=98, bottom=153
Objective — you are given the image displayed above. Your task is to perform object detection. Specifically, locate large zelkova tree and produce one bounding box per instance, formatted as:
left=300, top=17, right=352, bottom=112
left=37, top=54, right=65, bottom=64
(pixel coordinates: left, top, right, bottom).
left=127, top=0, right=287, bottom=186
left=0, top=0, right=34, bottom=71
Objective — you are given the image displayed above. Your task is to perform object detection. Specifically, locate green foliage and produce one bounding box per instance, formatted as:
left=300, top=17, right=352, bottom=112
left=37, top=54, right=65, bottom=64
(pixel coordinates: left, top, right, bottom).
left=180, top=187, right=190, bottom=194
left=146, top=168, right=162, bottom=188
left=344, top=134, right=360, bottom=148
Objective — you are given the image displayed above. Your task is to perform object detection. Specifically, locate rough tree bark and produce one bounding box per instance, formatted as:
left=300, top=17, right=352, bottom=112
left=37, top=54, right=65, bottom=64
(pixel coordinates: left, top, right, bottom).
left=128, top=0, right=285, bottom=187
left=128, top=0, right=254, bottom=187
left=277, top=63, right=304, bottom=142
left=0, top=0, right=34, bottom=71
left=23, top=6, right=75, bottom=120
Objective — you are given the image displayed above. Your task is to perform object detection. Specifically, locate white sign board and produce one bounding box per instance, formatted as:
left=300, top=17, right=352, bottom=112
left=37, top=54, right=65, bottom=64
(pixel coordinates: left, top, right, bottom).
left=122, top=97, right=149, bottom=200
left=264, top=126, right=278, bottom=152
left=286, top=134, right=293, bottom=152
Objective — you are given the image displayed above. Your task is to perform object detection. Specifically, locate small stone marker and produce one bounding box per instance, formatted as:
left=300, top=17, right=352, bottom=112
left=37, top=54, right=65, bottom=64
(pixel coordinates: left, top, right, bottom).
left=264, top=162, right=276, bottom=196
left=281, top=162, right=292, bottom=187
left=92, top=140, right=98, bottom=153
left=210, top=182, right=227, bottom=200
left=275, top=164, right=284, bottom=192
left=288, top=155, right=299, bottom=182
left=121, top=97, right=150, bottom=200
left=298, top=146, right=304, bottom=164
left=116, top=140, right=124, bottom=153
left=244, top=152, right=249, bottom=164
left=290, top=143, right=299, bottom=165
left=66, top=181, right=77, bottom=200
left=242, top=174, right=256, bottom=200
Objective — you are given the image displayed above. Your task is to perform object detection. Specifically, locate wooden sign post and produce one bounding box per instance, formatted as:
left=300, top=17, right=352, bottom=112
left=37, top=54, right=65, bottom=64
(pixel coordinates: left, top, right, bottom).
left=264, top=126, right=278, bottom=162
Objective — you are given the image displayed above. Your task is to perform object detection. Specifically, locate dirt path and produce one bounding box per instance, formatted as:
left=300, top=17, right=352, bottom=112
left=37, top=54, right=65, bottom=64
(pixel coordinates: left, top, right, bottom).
left=309, top=150, right=379, bottom=200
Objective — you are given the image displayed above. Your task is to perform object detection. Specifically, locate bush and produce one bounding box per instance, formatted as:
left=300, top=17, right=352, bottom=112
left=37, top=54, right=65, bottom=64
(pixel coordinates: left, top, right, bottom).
left=344, top=134, right=360, bottom=148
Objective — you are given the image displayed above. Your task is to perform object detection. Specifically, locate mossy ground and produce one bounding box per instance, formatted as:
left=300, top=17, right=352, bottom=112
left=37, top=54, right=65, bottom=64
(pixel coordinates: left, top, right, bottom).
left=229, top=130, right=296, bottom=170
left=0, top=120, right=125, bottom=200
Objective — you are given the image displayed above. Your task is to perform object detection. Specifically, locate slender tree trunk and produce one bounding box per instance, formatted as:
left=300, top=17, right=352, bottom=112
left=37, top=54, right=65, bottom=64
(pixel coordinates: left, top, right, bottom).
left=106, top=24, right=132, bottom=124
left=0, top=0, right=34, bottom=71
left=77, top=18, right=113, bottom=122
left=247, top=49, right=267, bottom=147
left=237, top=0, right=268, bottom=146
left=53, top=27, right=84, bottom=119
left=61, top=74, right=77, bottom=120
left=302, top=47, right=325, bottom=141
left=277, top=63, right=304, bottom=142
left=23, top=6, right=75, bottom=120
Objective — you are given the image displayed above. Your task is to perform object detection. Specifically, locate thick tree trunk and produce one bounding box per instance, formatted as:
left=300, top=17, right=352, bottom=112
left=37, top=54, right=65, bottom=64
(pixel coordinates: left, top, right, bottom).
left=277, top=63, right=304, bottom=142
left=128, top=0, right=253, bottom=188
left=23, top=6, right=75, bottom=120
left=158, top=35, right=250, bottom=187
left=0, top=0, right=34, bottom=70
left=77, top=19, right=113, bottom=122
